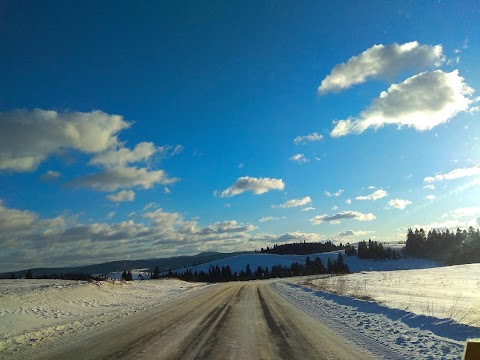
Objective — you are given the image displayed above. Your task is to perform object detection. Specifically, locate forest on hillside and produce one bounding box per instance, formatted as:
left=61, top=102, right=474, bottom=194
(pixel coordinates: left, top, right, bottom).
left=259, top=240, right=342, bottom=255
left=163, top=253, right=349, bottom=283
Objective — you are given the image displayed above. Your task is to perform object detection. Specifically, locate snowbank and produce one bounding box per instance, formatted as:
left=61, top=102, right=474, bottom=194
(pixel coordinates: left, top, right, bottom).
left=272, top=282, right=480, bottom=360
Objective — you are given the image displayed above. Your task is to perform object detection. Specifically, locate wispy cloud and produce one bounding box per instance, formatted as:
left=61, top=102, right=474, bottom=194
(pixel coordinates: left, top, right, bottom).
left=40, top=170, right=61, bottom=181
left=259, top=216, right=285, bottom=223
left=69, top=166, right=178, bottom=192
left=318, top=41, right=444, bottom=94
left=275, top=196, right=312, bottom=208
left=330, top=70, right=476, bottom=137
left=301, top=207, right=315, bottom=211
left=356, top=189, right=388, bottom=201
left=293, top=132, right=324, bottom=145
left=325, top=189, right=344, bottom=197
left=424, top=164, right=480, bottom=182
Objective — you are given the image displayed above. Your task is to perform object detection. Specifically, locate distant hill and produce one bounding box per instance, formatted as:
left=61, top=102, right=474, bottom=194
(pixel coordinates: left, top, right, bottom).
left=1, top=251, right=250, bottom=278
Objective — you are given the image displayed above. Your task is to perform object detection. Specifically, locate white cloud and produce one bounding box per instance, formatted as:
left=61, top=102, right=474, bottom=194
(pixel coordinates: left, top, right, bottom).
left=0, top=109, right=129, bottom=172
left=252, top=232, right=325, bottom=244
left=368, top=185, right=377, bottom=189
left=330, top=70, right=476, bottom=137
left=325, top=189, right=344, bottom=197
left=424, top=184, right=436, bottom=190
left=301, top=207, right=315, bottom=211
left=89, top=142, right=158, bottom=168
left=221, top=176, right=285, bottom=197
left=425, top=195, right=436, bottom=200
left=424, top=164, right=480, bottom=182
left=334, top=230, right=374, bottom=238
left=0, top=200, right=37, bottom=231
left=164, top=187, right=171, bottom=194
left=310, top=211, right=375, bottom=224
left=318, top=41, right=444, bottom=94
left=452, top=207, right=480, bottom=219
left=289, top=154, right=309, bottom=163
left=106, top=211, right=116, bottom=219
left=69, top=166, right=178, bottom=192
left=293, top=132, right=324, bottom=145
left=106, top=190, right=136, bottom=202
left=275, top=196, right=312, bottom=208
left=345, top=199, right=352, bottom=204
left=412, top=218, right=479, bottom=232
left=191, top=220, right=257, bottom=236
left=356, top=189, right=388, bottom=201
left=142, top=208, right=183, bottom=229
left=387, top=199, right=412, bottom=210
left=40, top=170, right=61, bottom=181
left=0, top=200, right=262, bottom=271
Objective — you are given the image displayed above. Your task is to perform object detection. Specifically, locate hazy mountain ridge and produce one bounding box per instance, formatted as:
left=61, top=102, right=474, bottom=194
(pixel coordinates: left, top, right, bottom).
left=1, top=251, right=250, bottom=278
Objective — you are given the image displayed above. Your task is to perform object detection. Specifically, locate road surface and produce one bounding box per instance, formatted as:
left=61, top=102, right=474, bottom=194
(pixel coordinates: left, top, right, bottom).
left=36, top=281, right=376, bottom=360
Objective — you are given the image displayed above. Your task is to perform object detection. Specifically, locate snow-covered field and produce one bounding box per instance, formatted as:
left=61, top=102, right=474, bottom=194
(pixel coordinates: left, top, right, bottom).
left=304, top=264, right=480, bottom=327
left=0, top=279, right=210, bottom=356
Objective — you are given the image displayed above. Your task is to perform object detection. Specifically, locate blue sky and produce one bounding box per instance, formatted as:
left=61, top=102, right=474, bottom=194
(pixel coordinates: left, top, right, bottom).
left=1, top=1, right=479, bottom=272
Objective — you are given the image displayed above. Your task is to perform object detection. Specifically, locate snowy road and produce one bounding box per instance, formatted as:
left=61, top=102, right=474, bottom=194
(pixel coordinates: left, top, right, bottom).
left=32, top=281, right=375, bottom=360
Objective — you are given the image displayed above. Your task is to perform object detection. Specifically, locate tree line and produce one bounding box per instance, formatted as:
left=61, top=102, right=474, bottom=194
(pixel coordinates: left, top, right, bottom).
left=259, top=241, right=343, bottom=255
left=7, top=270, right=97, bottom=281
left=405, top=226, right=480, bottom=264
left=345, top=239, right=402, bottom=260
left=162, top=253, right=349, bottom=283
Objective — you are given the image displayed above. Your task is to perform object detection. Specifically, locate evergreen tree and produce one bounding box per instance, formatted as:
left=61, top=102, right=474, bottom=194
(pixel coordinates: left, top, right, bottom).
left=245, top=264, right=253, bottom=280
left=151, top=266, right=160, bottom=279
left=327, top=258, right=333, bottom=273
left=255, top=266, right=264, bottom=279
